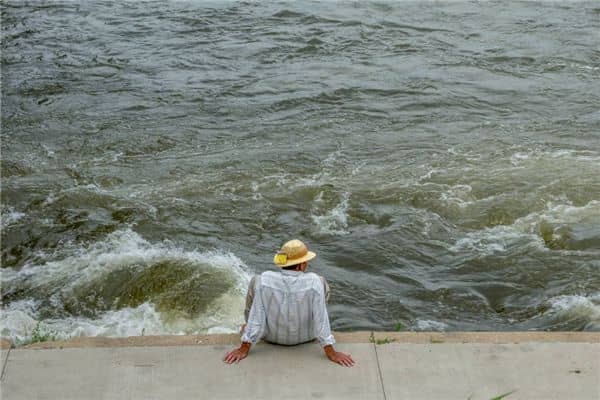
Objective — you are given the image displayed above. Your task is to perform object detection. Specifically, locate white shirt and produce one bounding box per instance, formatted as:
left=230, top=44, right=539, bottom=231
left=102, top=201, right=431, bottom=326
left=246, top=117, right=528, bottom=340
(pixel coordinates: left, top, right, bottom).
left=241, top=270, right=335, bottom=347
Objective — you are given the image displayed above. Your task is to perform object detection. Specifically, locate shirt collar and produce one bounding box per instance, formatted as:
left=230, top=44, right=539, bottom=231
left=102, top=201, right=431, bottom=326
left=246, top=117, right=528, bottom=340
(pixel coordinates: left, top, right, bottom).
left=280, top=270, right=303, bottom=276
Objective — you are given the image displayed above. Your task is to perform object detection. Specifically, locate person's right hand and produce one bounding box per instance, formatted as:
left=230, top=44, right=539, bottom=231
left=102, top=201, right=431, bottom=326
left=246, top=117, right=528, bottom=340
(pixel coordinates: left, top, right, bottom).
left=324, top=346, right=355, bottom=367
left=223, top=347, right=248, bottom=364
left=223, top=342, right=251, bottom=364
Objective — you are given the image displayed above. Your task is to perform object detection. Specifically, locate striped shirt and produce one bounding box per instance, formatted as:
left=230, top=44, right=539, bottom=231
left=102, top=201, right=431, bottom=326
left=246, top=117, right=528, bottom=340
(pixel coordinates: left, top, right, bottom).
left=241, top=270, right=335, bottom=347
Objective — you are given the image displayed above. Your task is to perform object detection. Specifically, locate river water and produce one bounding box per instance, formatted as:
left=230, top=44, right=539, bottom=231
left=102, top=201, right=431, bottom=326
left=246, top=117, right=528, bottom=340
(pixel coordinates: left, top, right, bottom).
left=1, top=1, right=599, bottom=344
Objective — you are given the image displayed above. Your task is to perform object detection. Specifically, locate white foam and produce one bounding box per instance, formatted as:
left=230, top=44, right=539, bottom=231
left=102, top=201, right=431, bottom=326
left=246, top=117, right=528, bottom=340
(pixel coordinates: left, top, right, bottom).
left=311, top=192, right=350, bottom=235
left=42, top=192, right=58, bottom=206
left=351, top=160, right=366, bottom=176
left=3, top=228, right=249, bottom=290
left=548, top=294, right=600, bottom=313
left=250, top=181, right=263, bottom=200
left=41, top=144, right=55, bottom=158
left=52, top=303, right=165, bottom=340
left=1, top=297, right=247, bottom=346
left=573, top=63, right=600, bottom=72
left=450, top=200, right=600, bottom=255
left=322, top=150, right=342, bottom=167
left=509, top=148, right=600, bottom=166
left=544, top=294, right=600, bottom=328
left=0, top=228, right=252, bottom=344
left=438, top=184, right=474, bottom=209
left=415, top=319, right=448, bottom=331
left=0, top=299, right=40, bottom=345
left=513, top=200, right=600, bottom=230
left=449, top=224, right=538, bottom=255
left=0, top=206, right=26, bottom=227
left=417, top=168, right=437, bottom=182
left=265, top=151, right=345, bottom=190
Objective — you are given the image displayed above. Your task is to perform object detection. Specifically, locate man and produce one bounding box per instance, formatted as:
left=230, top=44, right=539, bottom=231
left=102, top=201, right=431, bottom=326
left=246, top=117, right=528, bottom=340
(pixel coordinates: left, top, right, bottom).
left=223, top=239, right=355, bottom=367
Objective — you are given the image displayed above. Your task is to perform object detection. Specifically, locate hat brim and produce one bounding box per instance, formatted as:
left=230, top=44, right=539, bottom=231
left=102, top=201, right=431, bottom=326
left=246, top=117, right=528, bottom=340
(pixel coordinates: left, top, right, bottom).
left=274, top=251, right=316, bottom=268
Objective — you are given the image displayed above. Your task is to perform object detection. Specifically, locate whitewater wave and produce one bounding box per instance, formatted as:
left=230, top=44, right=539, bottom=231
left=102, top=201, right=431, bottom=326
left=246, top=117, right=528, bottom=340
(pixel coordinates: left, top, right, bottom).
left=541, top=294, right=600, bottom=330
left=0, top=298, right=246, bottom=346
left=0, top=206, right=26, bottom=227
left=450, top=200, right=600, bottom=254
left=0, top=228, right=252, bottom=345
left=415, top=319, right=448, bottom=331
left=311, top=192, right=350, bottom=235
left=438, top=184, right=475, bottom=209
left=3, top=228, right=248, bottom=288
left=514, top=201, right=600, bottom=250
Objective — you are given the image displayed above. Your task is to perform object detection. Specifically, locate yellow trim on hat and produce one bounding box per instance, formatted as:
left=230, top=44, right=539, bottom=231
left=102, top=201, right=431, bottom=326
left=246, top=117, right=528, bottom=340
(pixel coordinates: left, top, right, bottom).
left=274, top=252, right=288, bottom=266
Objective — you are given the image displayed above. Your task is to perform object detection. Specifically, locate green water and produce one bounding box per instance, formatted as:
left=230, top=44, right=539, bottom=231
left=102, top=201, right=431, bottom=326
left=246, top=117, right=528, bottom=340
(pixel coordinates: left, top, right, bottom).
left=1, top=1, right=599, bottom=344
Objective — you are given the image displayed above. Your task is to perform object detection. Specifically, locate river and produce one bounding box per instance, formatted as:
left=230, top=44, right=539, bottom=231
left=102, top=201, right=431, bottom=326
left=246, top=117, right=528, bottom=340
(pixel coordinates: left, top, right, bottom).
left=1, top=0, right=599, bottom=344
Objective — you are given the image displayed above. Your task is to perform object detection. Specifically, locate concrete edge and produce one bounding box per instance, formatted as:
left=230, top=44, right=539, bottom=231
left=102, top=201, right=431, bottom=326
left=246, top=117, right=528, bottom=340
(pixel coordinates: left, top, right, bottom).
left=0, top=338, right=13, bottom=350
left=19, top=331, right=600, bottom=350
left=370, top=331, right=600, bottom=344
left=0, top=338, right=13, bottom=382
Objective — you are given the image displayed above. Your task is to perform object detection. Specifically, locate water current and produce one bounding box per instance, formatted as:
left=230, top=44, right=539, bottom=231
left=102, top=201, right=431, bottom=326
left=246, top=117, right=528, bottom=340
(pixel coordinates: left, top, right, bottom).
left=1, top=1, right=600, bottom=345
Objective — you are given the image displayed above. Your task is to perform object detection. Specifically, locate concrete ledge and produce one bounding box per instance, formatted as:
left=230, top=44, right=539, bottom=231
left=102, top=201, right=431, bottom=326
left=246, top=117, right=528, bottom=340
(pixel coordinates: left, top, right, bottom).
left=376, top=342, right=600, bottom=400
left=21, top=331, right=600, bottom=349
left=3, top=335, right=599, bottom=400
left=369, top=331, right=600, bottom=344
left=4, top=343, right=384, bottom=400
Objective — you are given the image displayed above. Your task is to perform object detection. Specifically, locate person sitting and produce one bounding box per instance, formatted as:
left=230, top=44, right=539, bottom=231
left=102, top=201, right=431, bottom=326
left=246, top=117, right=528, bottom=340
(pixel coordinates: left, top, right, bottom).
left=223, top=239, right=355, bottom=367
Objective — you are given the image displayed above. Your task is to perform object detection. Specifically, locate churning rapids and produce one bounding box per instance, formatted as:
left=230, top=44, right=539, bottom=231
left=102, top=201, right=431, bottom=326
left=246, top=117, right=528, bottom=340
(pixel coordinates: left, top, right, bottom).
left=1, top=1, right=599, bottom=345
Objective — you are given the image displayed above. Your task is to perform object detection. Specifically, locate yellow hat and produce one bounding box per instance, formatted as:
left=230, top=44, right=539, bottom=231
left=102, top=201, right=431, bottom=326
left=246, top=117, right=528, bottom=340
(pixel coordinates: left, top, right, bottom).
left=273, top=239, right=316, bottom=268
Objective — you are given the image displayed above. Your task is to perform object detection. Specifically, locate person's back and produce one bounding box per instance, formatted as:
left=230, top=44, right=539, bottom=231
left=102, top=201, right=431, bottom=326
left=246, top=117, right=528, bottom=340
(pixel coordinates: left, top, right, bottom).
left=243, top=270, right=334, bottom=346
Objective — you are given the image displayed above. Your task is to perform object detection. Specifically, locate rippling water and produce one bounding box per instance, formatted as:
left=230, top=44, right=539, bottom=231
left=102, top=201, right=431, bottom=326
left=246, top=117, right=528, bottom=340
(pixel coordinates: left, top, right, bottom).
left=2, top=1, right=600, bottom=344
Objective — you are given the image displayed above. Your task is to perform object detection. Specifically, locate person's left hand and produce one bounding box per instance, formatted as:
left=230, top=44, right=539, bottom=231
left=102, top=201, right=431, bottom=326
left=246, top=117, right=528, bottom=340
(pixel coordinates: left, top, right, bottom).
left=223, top=343, right=250, bottom=364
left=326, top=350, right=355, bottom=367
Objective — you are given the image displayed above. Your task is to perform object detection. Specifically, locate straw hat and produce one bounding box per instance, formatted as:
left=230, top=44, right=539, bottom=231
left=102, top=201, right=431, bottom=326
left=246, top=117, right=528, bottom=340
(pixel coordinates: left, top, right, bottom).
left=273, top=239, right=316, bottom=268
